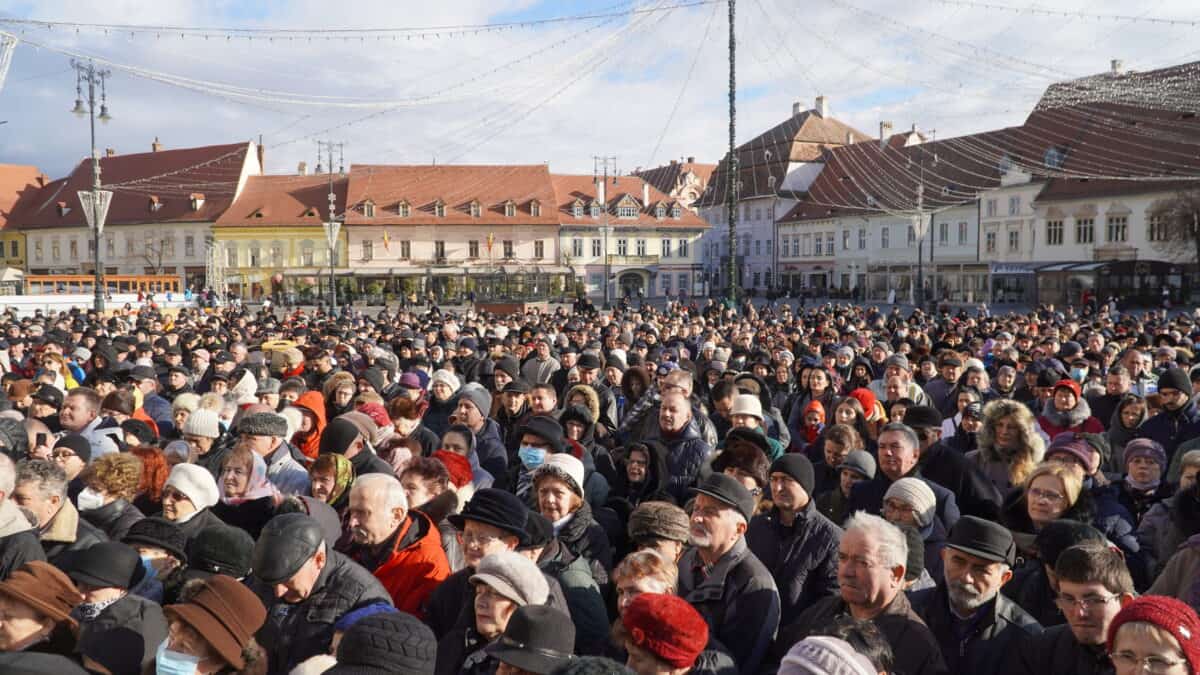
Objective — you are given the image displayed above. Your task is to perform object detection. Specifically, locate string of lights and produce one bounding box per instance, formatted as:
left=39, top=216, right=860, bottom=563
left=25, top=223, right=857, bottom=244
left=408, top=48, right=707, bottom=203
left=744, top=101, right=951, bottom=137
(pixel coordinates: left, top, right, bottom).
left=646, top=0, right=720, bottom=167
left=915, top=0, right=1200, bottom=28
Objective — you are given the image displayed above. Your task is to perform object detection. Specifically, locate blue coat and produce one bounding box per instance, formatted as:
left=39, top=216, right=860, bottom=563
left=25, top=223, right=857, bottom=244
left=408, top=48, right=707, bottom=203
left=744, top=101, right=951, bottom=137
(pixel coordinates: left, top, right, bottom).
left=473, top=418, right=509, bottom=484
left=644, top=418, right=713, bottom=503
left=1138, top=402, right=1200, bottom=463
left=848, top=469, right=962, bottom=533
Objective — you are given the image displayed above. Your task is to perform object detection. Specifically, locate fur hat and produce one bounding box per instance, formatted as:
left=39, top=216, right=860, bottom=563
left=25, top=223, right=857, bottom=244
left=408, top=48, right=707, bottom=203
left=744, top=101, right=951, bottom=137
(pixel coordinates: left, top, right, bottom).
left=628, top=501, right=690, bottom=543
left=237, top=412, right=289, bottom=438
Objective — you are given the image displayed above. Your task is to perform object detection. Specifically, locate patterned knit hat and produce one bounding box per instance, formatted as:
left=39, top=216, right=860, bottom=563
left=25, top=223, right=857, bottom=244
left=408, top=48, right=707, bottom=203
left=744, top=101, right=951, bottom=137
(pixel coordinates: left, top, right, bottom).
left=628, top=501, right=690, bottom=544
left=1107, top=595, right=1200, bottom=673
left=622, top=594, right=708, bottom=668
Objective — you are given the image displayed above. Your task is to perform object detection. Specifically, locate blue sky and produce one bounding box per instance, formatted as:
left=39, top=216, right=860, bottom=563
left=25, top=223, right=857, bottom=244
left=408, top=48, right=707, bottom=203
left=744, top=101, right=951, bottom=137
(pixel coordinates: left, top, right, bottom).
left=1, top=0, right=1198, bottom=180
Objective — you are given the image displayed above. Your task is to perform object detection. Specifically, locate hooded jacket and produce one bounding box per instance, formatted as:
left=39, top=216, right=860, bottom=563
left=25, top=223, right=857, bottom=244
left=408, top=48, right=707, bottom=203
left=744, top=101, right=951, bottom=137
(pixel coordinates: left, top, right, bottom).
left=1105, top=395, right=1148, bottom=471
left=290, top=390, right=327, bottom=461
left=1037, top=397, right=1104, bottom=440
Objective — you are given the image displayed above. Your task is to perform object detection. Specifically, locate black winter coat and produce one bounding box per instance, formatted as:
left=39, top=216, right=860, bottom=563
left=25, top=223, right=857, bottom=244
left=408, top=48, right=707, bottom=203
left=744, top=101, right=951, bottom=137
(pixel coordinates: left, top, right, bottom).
left=75, top=592, right=167, bottom=675
left=848, top=468, right=962, bottom=533
left=556, top=500, right=613, bottom=586
left=677, top=537, right=781, bottom=675
left=919, top=441, right=1003, bottom=520
left=212, top=496, right=277, bottom=540
left=254, top=550, right=393, bottom=675
left=80, top=498, right=144, bottom=542
left=1001, top=562, right=1063, bottom=628
left=42, top=507, right=108, bottom=569
left=1012, top=624, right=1116, bottom=675
left=910, top=581, right=1043, bottom=675
left=745, top=502, right=841, bottom=625
left=0, top=529, right=45, bottom=581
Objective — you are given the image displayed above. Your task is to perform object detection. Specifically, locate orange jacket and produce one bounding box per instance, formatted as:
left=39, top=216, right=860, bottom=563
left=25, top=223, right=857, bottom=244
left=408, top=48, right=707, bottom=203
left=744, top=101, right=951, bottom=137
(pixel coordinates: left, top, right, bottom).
left=291, top=390, right=327, bottom=460
left=353, top=510, right=450, bottom=619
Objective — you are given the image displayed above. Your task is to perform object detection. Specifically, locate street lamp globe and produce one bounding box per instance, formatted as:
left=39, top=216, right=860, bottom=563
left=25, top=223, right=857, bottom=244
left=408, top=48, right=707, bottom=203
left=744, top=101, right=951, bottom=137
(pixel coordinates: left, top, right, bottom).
left=71, top=99, right=87, bottom=117
left=98, top=104, right=112, bottom=123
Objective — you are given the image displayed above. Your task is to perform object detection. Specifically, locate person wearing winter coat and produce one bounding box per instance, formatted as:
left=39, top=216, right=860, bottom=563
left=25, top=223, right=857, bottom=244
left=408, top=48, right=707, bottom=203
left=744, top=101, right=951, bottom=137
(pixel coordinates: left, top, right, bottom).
left=1115, top=437, right=1174, bottom=525
left=641, top=390, right=714, bottom=503
left=608, top=439, right=675, bottom=522
left=746, top=454, right=842, bottom=625
left=68, top=542, right=167, bottom=675
left=520, top=512, right=608, bottom=657
left=1105, top=393, right=1148, bottom=472
left=904, top=404, right=1003, bottom=521
left=0, top=455, right=46, bottom=580
left=1001, top=519, right=1107, bottom=629
left=289, top=390, right=328, bottom=463
left=733, top=373, right=791, bottom=449
left=455, top=383, right=509, bottom=482
left=14, top=459, right=107, bottom=569
left=1137, top=367, right=1200, bottom=463
left=560, top=398, right=618, bottom=488
left=968, top=398, right=1047, bottom=493
left=76, top=453, right=145, bottom=543
left=423, top=369, right=462, bottom=438
left=532, top=454, right=612, bottom=587
left=847, top=423, right=961, bottom=533
left=211, top=446, right=279, bottom=540
left=1038, top=378, right=1104, bottom=440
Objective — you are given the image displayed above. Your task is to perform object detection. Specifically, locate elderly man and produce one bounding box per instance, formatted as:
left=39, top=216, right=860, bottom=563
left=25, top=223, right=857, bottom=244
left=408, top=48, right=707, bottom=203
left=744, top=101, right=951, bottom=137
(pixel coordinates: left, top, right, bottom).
left=645, top=391, right=713, bottom=503
left=238, top=411, right=309, bottom=495
left=12, top=459, right=106, bottom=567
left=68, top=541, right=167, bottom=674
left=0, top=454, right=44, bottom=579
left=746, top=454, right=841, bottom=625
left=678, top=473, right=780, bottom=674
left=455, top=383, right=509, bottom=481
left=847, top=422, right=960, bottom=531
left=868, top=354, right=931, bottom=407
left=925, top=356, right=963, bottom=412
left=521, top=338, right=561, bottom=385
left=910, top=516, right=1042, bottom=675
left=58, top=387, right=119, bottom=459
left=252, top=513, right=392, bottom=675
left=774, top=512, right=947, bottom=675
left=342, top=473, right=450, bottom=618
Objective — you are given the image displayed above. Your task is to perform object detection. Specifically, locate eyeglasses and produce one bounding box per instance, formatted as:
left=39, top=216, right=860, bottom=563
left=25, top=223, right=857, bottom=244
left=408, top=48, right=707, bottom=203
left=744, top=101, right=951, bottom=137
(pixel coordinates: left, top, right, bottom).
left=1055, top=593, right=1119, bottom=611
left=161, top=487, right=192, bottom=503
left=1028, top=487, right=1066, bottom=504
left=457, top=531, right=504, bottom=548
left=51, top=449, right=77, bottom=460
left=1110, top=650, right=1188, bottom=673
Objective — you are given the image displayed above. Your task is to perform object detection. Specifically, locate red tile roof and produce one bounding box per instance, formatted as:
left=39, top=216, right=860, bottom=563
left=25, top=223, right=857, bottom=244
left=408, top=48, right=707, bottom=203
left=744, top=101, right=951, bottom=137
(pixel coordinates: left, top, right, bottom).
left=696, top=109, right=871, bottom=207
left=0, top=164, right=48, bottom=232
left=15, top=142, right=253, bottom=230
left=551, top=174, right=709, bottom=229
left=633, top=160, right=716, bottom=199
left=215, top=174, right=349, bottom=227
left=343, top=164, right=561, bottom=226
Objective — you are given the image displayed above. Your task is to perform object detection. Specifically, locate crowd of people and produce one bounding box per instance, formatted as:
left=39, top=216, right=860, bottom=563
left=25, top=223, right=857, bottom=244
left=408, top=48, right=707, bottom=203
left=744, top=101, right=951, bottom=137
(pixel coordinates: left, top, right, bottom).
left=0, top=296, right=1197, bottom=674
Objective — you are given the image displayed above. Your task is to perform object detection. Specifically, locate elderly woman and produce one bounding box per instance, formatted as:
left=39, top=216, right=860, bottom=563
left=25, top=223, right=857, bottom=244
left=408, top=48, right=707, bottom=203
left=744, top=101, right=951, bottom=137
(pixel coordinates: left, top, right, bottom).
left=308, top=452, right=355, bottom=514
left=882, top=477, right=946, bottom=582
left=533, top=453, right=613, bottom=583
left=160, top=463, right=224, bottom=544
left=1117, top=438, right=1174, bottom=524
left=1037, top=379, right=1104, bottom=440
left=424, top=370, right=462, bottom=438
left=434, top=551, right=550, bottom=675
left=153, top=574, right=269, bottom=675
left=1141, top=450, right=1200, bottom=577
left=968, top=398, right=1046, bottom=492
left=610, top=441, right=673, bottom=509
left=401, top=456, right=468, bottom=572
left=77, top=452, right=146, bottom=541
left=212, top=446, right=278, bottom=540
left=0, top=561, right=82, bottom=656
left=169, top=393, right=200, bottom=442
left=1107, top=596, right=1200, bottom=675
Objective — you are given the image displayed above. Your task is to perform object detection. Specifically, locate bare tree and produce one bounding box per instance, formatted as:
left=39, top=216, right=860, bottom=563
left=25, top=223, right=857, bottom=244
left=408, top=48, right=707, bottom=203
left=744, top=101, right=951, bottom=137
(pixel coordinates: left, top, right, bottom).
left=142, top=236, right=172, bottom=275
left=1148, top=189, right=1200, bottom=270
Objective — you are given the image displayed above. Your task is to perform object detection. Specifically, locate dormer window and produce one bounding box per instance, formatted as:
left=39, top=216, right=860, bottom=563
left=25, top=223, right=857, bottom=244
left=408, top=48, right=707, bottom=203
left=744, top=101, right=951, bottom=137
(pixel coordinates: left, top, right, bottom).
left=304, top=207, right=319, bottom=217
left=530, top=200, right=541, bottom=217
left=767, top=175, right=777, bottom=190
left=1044, top=146, right=1066, bottom=170
left=398, top=201, right=410, bottom=217
left=590, top=203, right=602, bottom=218
left=434, top=200, right=446, bottom=218
left=617, top=198, right=638, bottom=218
left=189, top=193, right=205, bottom=211
left=572, top=200, right=584, bottom=218
left=504, top=201, right=516, bottom=217
left=363, top=200, right=375, bottom=218
left=149, top=196, right=163, bottom=212
left=655, top=203, right=666, bottom=219
left=56, top=201, right=71, bottom=217
left=866, top=195, right=877, bottom=207
left=470, top=201, right=482, bottom=218
left=671, top=204, right=682, bottom=219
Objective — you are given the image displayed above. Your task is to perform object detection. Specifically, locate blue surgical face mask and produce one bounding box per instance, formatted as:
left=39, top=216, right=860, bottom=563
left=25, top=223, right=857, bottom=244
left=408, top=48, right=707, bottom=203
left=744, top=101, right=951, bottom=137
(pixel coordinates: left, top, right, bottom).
left=1071, top=367, right=1088, bottom=382
left=518, top=445, right=546, bottom=470
left=156, top=638, right=200, bottom=675
left=139, top=555, right=158, bottom=582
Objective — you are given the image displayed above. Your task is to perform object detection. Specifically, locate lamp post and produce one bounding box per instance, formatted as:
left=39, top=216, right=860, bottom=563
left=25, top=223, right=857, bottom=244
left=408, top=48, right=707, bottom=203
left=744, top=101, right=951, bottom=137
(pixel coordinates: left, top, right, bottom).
left=71, top=59, right=112, bottom=313
left=316, top=141, right=344, bottom=313
left=593, top=156, right=618, bottom=310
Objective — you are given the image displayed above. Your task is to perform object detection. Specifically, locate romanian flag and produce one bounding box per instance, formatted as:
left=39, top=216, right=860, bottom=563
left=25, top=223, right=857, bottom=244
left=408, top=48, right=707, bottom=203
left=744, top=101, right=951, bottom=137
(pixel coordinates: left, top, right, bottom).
left=383, top=230, right=391, bottom=251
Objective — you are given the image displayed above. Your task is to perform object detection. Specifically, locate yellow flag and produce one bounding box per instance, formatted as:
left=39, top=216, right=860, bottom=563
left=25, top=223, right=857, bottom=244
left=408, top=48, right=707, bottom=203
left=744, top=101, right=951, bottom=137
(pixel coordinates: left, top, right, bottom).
left=383, top=230, right=391, bottom=251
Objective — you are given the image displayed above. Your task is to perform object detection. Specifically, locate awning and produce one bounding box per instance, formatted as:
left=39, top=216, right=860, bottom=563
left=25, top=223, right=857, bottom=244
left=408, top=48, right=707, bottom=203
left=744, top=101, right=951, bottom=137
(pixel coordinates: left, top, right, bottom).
left=989, top=262, right=1041, bottom=275
left=1038, top=263, right=1076, bottom=272
left=1067, top=262, right=1106, bottom=272
left=0, top=267, right=24, bottom=283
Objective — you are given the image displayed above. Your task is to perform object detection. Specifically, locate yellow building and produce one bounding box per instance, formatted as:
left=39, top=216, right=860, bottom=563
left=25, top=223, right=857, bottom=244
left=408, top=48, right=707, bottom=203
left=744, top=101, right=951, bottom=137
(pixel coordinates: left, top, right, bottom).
left=0, top=164, right=45, bottom=290
left=212, top=174, right=349, bottom=301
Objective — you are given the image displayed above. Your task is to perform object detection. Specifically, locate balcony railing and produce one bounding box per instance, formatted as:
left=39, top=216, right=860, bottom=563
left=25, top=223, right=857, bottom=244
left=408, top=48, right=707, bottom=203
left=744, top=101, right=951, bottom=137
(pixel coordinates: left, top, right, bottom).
left=607, top=254, right=660, bottom=265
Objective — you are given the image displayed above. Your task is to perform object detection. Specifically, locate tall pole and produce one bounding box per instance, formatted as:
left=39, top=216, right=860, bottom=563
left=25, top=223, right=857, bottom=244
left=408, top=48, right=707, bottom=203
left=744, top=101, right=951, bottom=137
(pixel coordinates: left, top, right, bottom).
left=726, top=0, right=738, bottom=303
left=72, top=60, right=111, bottom=314
left=318, top=140, right=344, bottom=314
left=594, top=156, right=617, bottom=310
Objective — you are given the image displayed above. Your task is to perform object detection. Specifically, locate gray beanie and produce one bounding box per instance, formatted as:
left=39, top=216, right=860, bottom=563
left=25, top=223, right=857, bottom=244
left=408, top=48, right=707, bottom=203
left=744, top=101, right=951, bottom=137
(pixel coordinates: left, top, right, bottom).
left=458, top=383, right=492, bottom=417
left=779, top=636, right=876, bottom=675
left=469, top=551, right=549, bottom=606
left=837, top=450, right=876, bottom=480
left=181, top=408, right=221, bottom=439
left=238, top=412, right=289, bottom=438
left=884, top=477, right=937, bottom=528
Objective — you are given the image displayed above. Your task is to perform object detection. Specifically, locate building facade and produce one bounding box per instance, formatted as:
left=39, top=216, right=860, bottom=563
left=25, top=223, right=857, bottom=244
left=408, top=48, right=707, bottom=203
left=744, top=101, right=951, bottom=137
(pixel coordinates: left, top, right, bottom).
left=632, top=158, right=715, bottom=214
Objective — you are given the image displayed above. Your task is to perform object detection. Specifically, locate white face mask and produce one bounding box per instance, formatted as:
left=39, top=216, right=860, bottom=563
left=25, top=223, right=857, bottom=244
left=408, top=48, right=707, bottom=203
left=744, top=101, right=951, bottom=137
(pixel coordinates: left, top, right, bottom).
left=76, top=487, right=105, bottom=512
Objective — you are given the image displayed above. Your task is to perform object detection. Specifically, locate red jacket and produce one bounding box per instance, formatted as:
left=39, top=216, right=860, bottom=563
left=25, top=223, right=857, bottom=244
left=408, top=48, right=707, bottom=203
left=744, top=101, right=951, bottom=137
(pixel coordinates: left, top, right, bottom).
left=351, top=510, right=450, bottom=619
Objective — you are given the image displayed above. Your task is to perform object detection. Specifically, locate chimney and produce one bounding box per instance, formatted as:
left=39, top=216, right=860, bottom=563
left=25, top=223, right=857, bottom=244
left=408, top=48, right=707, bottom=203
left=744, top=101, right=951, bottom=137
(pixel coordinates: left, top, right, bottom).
left=105, top=148, right=116, bottom=157
left=1111, top=59, right=1124, bottom=75
left=643, top=182, right=650, bottom=208
left=792, top=101, right=802, bottom=117
left=256, top=141, right=265, bottom=176
left=879, top=121, right=893, bottom=149
left=815, top=95, right=829, bottom=118
left=189, top=193, right=205, bottom=211
left=687, top=156, right=695, bottom=163
left=151, top=137, right=163, bottom=152
left=297, top=161, right=308, bottom=176
left=846, top=131, right=854, bottom=145
left=596, top=177, right=606, bottom=207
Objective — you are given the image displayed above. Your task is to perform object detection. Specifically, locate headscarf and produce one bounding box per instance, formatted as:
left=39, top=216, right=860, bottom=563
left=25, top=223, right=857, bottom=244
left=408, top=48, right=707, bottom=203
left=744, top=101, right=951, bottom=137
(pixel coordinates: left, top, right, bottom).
left=222, top=452, right=277, bottom=506
left=313, top=453, right=354, bottom=507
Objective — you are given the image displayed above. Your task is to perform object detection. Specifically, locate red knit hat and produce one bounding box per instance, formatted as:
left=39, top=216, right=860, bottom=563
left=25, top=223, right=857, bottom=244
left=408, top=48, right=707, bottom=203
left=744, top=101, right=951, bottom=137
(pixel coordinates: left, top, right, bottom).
left=623, top=593, right=708, bottom=668
left=847, top=388, right=878, bottom=419
left=356, top=402, right=390, bottom=429
left=1107, top=595, right=1200, bottom=673
left=1053, top=378, right=1082, bottom=400
left=432, top=450, right=473, bottom=489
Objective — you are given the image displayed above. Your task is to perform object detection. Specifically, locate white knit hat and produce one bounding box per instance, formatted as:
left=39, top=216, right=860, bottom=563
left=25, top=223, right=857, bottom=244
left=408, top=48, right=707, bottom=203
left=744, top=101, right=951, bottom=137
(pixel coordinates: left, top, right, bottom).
left=533, top=453, right=586, bottom=499
left=884, top=477, right=937, bottom=528
left=731, top=394, right=763, bottom=420
left=165, top=463, right=220, bottom=510
left=181, top=408, right=221, bottom=439
left=430, top=369, right=461, bottom=392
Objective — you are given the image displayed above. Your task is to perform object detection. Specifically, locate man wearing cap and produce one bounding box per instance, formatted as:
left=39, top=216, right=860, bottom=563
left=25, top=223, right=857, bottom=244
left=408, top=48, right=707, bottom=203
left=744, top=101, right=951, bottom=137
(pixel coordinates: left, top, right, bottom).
left=521, top=339, right=560, bottom=386
left=868, top=353, right=931, bottom=407
left=576, top=352, right=619, bottom=432
left=342, top=473, right=450, bottom=619
left=925, top=356, right=964, bottom=412
left=251, top=513, right=392, bottom=675
left=240, top=411, right=310, bottom=495
left=495, top=379, right=533, bottom=456
left=485, top=605, right=575, bottom=675
left=746, top=454, right=842, bottom=625
left=69, top=541, right=168, bottom=674
left=903, top=405, right=1003, bottom=520
left=678, top=473, right=781, bottom=674
left=909, top=516, right=1041, bottom=675
left=1138, top=366, right=1200, bottom=462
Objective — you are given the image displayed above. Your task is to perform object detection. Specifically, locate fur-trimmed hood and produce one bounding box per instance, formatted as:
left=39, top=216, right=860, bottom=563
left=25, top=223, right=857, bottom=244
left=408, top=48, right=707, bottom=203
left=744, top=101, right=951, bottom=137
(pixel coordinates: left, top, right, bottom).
left=565, top=384, right=601, bottom=426
left=977, top=398, right=1045, bottom=465
left=1040, top=395, right=1095, bottom=430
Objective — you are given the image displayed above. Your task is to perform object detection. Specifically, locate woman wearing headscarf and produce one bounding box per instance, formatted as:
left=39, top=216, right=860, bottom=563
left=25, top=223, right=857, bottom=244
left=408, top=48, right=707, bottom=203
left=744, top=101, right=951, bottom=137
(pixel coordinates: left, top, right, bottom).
left=307, top=452, right=355, bottom=514
left=212, top=446, right=279, bottom=539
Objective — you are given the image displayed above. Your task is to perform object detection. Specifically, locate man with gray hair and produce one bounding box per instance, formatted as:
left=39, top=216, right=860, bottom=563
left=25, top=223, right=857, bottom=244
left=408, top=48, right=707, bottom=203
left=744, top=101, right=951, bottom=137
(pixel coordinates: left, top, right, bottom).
left=772, top=511, right=947, bottom=675
left=0, top=453, right=46, bottom=579
left=11, top=458, right=106, bottom=567
left=847, top=422, right=961, bottom=531
left=910, top=516, right=1041, bottom=675
left=341, top=473, right=450, bottom=619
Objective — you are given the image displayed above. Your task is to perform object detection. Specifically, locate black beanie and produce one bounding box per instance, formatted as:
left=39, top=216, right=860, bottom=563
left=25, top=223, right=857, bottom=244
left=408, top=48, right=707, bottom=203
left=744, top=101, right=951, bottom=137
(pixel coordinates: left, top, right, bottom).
left=770, top=454, right=815, bottom=497
left=1159, top=367, right=1193, bottom=396
left=320, top=418, right=362, bottom=455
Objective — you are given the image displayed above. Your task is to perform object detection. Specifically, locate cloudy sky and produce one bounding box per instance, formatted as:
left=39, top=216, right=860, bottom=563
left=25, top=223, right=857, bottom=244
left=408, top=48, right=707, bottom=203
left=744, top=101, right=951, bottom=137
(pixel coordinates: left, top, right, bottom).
left=0, top=0, right=1197, bottom=180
